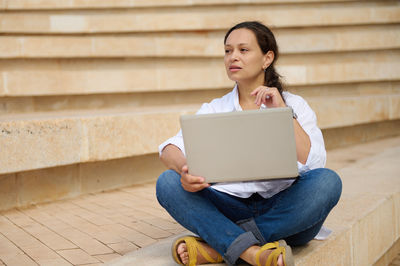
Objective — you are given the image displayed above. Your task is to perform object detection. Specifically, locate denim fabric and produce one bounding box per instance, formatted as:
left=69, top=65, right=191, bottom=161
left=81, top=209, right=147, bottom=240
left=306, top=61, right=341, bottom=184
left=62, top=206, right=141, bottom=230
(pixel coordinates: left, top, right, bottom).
left=156, top=168, right=341, bottom=265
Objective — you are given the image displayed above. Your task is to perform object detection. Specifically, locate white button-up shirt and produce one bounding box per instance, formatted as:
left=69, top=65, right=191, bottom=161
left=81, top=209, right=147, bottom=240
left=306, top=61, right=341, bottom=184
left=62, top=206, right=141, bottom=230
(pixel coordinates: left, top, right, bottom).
left=159, top=85, right=326, bottom=199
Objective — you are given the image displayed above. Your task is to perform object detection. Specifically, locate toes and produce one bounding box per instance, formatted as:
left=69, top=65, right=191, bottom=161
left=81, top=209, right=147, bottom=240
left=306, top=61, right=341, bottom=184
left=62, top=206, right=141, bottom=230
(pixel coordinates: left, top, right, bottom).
left=277, top=254, right=283, bottom=266
left=181, top=253, right=189, bottom=264
left=177, top=243, right=188, bottom=264
left=177, top=243, right=187, bottom=254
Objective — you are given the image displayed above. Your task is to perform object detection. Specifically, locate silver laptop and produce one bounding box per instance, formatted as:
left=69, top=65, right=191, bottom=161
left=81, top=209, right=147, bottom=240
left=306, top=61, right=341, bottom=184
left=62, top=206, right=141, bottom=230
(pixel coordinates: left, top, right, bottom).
left=180, top=107, right=298, bottom=183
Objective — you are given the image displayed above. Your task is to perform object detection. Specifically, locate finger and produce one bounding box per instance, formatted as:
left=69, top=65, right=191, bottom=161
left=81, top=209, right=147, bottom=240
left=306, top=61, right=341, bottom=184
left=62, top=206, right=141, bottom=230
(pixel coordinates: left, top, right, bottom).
left=182, top=182, right=210, bottom=192
left=185, top=173, right=206, bottom=184
left=257, top=89, right=269, bottom=106
left=250, top=86, right=263, bottom=96
left=181, top=165, right=188, bottom=174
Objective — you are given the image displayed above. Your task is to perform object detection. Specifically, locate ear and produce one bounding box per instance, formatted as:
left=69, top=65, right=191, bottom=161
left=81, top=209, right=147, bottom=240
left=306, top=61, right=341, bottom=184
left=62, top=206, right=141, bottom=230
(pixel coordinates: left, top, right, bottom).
left=262, top=51, right=275, bottom=70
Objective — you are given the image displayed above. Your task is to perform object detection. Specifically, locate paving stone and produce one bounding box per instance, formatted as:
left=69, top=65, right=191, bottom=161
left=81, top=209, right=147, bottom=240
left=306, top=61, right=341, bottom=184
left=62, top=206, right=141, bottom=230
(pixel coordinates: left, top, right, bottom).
left=107, top=242, right=139, bottom=255
left=37, top=258, right=72, bottom=266
left=55, top=227, right=114, bottom=256
left=94, top=253, right=122, bottom=263
left=0, top=253, right=37, bottom=266
left=57, top=249, right=100, bottom=265
left=21, top=222, right=76, bottom=251
left=0, top=233, right=24, bottom=256
left=100, top=224, right=157, bottom=248
left=123, top=220, right=172, bottom=239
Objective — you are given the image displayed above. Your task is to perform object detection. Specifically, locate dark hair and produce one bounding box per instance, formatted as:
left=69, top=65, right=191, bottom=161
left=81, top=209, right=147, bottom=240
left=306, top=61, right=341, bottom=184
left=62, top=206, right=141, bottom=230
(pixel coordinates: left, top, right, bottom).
left=224, top=21, right=284, bottom=96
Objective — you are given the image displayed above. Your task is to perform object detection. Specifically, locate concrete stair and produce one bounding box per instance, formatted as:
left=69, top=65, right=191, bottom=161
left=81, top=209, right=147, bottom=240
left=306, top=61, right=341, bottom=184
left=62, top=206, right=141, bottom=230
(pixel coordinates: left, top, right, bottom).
left=1, top=0, right=399, bottom=212
left=105, top=136, right=400, bottom=266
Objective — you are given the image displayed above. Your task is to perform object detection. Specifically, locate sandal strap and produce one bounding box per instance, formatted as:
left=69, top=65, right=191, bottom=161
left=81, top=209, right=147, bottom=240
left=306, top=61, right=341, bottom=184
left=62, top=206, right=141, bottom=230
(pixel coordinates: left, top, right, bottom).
left=193, top=237, right=223, bottom=263
left=255, top=241, right=279, bottom=266
left=184, top=237, right=199, bottom=266
left=256, top=241, right=286, bottom=266
left=182, top=236, right=223, bottom=265
left=266, top=247, right=285, bottom=266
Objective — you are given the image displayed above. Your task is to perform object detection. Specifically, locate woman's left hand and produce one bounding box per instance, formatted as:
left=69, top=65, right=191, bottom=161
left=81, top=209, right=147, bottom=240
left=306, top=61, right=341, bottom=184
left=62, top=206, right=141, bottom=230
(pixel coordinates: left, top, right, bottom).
left=250, top=86, right=286, bottom=108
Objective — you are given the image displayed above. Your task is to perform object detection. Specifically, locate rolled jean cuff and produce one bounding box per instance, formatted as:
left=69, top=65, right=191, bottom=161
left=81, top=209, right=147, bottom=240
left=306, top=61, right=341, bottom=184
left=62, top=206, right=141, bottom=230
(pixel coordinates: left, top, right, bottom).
left=237, top=217, right=267, bottom=245
left=224, top=231, right=260, bottom=266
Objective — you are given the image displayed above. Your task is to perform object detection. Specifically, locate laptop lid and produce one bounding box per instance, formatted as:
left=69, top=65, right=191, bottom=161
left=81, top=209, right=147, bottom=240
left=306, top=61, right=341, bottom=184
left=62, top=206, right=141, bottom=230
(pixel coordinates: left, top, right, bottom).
left=180, top=107, right=298, bottom=183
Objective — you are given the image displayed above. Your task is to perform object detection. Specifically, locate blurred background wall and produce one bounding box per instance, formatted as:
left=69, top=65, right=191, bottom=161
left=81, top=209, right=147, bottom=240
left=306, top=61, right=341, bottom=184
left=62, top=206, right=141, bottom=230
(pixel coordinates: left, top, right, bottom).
left=0, top=0, right=399, bottom=210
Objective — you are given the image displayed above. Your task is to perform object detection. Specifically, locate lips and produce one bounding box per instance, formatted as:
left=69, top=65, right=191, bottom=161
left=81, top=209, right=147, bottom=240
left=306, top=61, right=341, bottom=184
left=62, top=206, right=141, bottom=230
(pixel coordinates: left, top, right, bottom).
left=229, top=65, right=242, bottom=72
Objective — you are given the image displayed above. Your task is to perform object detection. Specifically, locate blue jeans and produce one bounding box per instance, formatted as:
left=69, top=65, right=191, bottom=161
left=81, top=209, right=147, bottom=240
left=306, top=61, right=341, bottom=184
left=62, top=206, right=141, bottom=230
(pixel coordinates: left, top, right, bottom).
left=156, top=168, right=342, bottom=265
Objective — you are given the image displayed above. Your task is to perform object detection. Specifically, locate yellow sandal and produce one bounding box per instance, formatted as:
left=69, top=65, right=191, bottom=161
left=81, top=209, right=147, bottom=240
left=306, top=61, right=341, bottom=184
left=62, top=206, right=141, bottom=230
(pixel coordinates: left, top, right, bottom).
left=255, top=240, right=294, bottom=266
left=172, top=236, right=223, bottom=266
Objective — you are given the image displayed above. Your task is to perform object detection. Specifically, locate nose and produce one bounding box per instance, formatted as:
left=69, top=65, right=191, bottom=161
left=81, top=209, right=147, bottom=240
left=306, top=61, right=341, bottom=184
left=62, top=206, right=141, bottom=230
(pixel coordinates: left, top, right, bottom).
left=230, top=49, right=239, bottom=62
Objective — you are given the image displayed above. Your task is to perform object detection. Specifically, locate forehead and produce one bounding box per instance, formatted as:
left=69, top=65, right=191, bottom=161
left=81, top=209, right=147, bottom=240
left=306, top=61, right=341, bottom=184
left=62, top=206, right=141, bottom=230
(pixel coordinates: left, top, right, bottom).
left=225, top=28, right=257, bottom=46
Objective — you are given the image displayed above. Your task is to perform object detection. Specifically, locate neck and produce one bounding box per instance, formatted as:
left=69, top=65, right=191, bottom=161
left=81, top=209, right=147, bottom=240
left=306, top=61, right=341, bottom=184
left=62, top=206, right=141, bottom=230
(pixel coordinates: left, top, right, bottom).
left=237, top=76, right=264, bottom=105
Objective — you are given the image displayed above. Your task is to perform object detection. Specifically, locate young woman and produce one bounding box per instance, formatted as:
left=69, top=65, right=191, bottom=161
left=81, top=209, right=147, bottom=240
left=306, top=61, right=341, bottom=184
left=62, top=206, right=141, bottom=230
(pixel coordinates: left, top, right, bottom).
left=156, top=21, right=342, bottom=266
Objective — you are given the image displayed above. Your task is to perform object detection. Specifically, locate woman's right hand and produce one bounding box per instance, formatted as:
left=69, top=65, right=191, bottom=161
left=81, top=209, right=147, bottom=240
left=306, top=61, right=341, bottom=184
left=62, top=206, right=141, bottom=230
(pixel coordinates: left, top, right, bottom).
left=180, top=165, right=210, bottom=192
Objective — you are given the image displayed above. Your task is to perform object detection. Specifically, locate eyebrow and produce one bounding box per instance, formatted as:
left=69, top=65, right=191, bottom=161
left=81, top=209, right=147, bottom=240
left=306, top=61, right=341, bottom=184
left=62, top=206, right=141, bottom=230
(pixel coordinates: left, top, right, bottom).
left=225, top=43, right=250, bottom=47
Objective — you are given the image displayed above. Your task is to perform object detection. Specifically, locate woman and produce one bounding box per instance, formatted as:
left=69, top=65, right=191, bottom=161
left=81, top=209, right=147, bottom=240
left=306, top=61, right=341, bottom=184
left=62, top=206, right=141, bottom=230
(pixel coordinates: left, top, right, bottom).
left=156, top=21, right=342, bottom=266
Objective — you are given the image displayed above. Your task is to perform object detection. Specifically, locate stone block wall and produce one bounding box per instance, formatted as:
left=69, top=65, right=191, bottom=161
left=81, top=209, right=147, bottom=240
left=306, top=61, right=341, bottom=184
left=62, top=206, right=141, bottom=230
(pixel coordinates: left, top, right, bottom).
left=0, top=0, right=399, bottom=210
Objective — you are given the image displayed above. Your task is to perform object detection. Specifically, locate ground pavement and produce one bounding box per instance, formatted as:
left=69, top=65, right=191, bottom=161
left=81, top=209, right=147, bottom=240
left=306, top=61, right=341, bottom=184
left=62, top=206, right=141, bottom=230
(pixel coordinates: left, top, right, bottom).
left=0, top=136, right=399, bottom=265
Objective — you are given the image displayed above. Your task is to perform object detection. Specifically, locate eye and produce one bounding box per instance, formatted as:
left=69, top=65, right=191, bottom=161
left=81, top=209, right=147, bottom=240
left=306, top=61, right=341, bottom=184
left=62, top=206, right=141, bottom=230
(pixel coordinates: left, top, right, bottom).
left=240, top=48, right=249, bottom=52
left=225, top=49, right=231, bottom=54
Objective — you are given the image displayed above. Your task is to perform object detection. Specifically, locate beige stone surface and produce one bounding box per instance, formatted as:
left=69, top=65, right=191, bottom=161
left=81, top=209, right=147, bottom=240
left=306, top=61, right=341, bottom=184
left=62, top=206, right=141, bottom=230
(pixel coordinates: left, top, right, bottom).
left=278, top=24, right=400, bottom=54
left=2, top=82, right=399, bottom=115
left=310, top=95, right=391, bottom=129
left=0, top=36, right=20, bottom=58
left=0, top=0, right=360, bottom=10
left=1, top=24, right=398, bottom=59
left=2, top=59, right=159, bottom=95
left=352, top=198, right=397, bottom=266
left=0, top=3, right=399, bottom=33
left=395, top=193, right=400, bottom=239
left=0, top=89, right=225, bottom=115
left=0, top=72, right=6, bottom=96
left=1, top=105, right=399, bottom=176
left=390, top=95, right=400, bottom=120
left=0, top=96, right=34, bottom=114
left=83, top=111, right=180, bottom=160
left=80, top=154, right=165, bottom=194
left=322, top=119, right=400, bottom=150
left=294, top=230, right=352, bottom=266
left=374, top=238, right=400, bottom=266
left=2, top=51, right=399, bottom=96
left=0, top=174, right=17, bottom=211
left=0, top=118, right=84, bottom=174
left=57, top=248, right=100, bottom=265
left=290, top=81, right=400, bottom=98
left=16, top=164, right=80, bottom=207
left=0, top=253, right=37, bottom=266
left=22, top=36, right=92, bottom=58
left=0, top=137, right=398, bottom=266
left=106, top=137, right=400, bottom=266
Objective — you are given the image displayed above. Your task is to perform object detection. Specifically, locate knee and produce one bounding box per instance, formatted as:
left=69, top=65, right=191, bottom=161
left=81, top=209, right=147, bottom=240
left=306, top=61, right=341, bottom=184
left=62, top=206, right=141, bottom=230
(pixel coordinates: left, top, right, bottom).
left=156, top=169, right=181, bottom=203
left=303, top=168, right=342, bottom=207
left=316, top=168, right=342, bottom=206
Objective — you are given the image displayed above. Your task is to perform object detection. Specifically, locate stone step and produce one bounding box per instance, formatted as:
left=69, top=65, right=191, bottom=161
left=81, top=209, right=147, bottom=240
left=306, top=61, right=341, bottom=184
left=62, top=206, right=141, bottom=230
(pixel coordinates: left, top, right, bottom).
left=1, top=81, right=398, bottom=115
left=1, top=50, right=399, bottom=96
left=0, top=1, right=398, bottom=33
left=1, top=94, right=399, bottom=175
left=105, top=137, right=400, bottom=266
left=0, top=0, right=362, bottom=10
left=0, top=105, right=194, bottom=175
left=1, top=24, right=399, bottom=58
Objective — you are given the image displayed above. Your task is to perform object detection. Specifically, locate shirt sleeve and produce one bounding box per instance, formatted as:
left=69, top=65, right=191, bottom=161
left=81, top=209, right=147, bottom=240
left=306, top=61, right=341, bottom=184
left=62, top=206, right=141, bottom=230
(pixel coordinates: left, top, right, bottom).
left=291, top=97, right=327, bottom=173
left=158, top=102, right=215, bottom=157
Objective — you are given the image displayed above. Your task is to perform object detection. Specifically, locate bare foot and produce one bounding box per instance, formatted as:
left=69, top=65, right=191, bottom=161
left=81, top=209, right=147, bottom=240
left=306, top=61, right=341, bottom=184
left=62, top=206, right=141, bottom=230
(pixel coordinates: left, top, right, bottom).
left=176, top=241, right=221, bottom=265
left=241, top=245, right=284, bottom=266
left=257, top=251, right=283, bottom=266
